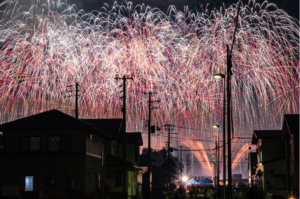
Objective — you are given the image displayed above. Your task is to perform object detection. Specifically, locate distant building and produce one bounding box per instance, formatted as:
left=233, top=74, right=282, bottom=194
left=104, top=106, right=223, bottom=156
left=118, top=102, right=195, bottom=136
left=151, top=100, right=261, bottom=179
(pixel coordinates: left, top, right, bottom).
left=252, top=130, right=287, bottom=195
left=0, top=110, right=110, bottom=199
left=281, top=114, right=299, bottom=197
left=250, top=114, right=299, bottom=198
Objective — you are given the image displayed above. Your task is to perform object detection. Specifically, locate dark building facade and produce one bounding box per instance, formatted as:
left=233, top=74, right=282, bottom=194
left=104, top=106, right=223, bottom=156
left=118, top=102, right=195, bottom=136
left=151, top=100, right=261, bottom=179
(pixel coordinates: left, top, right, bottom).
left=248, top=152, right=257, bottom=187
left=0, top=110, right=110, bottom=199
left=281, top=114, right=299, bottom=197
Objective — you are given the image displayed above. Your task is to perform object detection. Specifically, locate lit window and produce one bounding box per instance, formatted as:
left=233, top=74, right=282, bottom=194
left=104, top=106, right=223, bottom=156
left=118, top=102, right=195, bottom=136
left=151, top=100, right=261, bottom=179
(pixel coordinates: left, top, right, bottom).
left=48, top=136, right=59, bottom=151
left=20, top=137, right=41, bottom=151
left=97, top=174, right=101, bottom=188
left=30, top=137, right=40, bottom=151
left=25, top=176, right=34, bottom=191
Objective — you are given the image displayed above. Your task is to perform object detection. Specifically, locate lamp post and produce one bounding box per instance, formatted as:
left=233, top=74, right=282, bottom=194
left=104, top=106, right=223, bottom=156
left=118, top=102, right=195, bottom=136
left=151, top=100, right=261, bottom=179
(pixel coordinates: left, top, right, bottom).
left=213, top=124, right=220, bottom=187
left=213, top=73, right=226, bottom=198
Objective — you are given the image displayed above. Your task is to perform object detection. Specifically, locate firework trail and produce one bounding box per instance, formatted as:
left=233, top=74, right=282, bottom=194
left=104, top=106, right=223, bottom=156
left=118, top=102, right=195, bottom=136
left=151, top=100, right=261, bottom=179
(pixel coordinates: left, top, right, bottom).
left=0, top=0, right=298, bottom=172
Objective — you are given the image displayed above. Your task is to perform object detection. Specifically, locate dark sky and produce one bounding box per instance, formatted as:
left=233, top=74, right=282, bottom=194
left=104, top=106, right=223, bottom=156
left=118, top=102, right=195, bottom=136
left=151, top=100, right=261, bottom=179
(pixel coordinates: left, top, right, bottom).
left=67, top=0, right=299, bottom=19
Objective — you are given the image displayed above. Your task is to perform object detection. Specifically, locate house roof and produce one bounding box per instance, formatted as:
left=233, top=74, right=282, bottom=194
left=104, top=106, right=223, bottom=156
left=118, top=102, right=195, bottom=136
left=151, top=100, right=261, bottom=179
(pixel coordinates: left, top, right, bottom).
left=82, top=119, right=123, bottom=140
left=0, top=109, right=92, bottom=130
left=282, top=114, right=299, bottom=139
left=125, top=132, right=143, bottom=146
left=251, top=130, right=282, bottom=144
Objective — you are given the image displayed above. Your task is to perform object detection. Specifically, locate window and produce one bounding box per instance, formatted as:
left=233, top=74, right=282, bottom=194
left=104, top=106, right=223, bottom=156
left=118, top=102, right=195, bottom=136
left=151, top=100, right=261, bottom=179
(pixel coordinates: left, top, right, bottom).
left=48, top=136, right=70, bottom=152
left=25, top=176, right=34, bottom=191
left=20, top=137, right=41, bottom=152
left=115, top=171, right=122, bottom=186
left=48, top=136, right=59, bottom=151
left=45, top=178, right=56, bottom=186
left=97, top=174, right=101, bottom=189
left=66, top=177, right=76, bottom=191
left=30, top=137, right=40, bottom=151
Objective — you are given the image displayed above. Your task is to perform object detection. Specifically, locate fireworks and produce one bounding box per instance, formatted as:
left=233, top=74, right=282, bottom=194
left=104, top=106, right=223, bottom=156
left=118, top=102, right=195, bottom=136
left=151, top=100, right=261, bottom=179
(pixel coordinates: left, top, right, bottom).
left=0, top=0, right=299, bottom=173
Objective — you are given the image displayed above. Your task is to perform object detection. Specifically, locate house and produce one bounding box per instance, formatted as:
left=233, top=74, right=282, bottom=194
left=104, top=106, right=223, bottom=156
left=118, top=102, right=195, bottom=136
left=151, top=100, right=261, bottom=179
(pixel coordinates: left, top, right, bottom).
left=281, top=114, right=299, bottom=197
left=0, top=110, right=110, bottom=199
left=251, top=130, right=287, bottom=195
left=248, top=152, right=257, bottom=187
left=81, top=120, right=144, bottom=199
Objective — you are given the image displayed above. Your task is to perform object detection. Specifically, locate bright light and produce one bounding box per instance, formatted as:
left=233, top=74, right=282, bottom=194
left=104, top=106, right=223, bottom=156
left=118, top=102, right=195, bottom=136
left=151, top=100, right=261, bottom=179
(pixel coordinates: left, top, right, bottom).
left=260, top=163, right=262, bottom=166
left=213, top=125, right=219, bottom=128
left=213, top=74, right=225, bottom=79
left=182, top=176, right=188, bottom=182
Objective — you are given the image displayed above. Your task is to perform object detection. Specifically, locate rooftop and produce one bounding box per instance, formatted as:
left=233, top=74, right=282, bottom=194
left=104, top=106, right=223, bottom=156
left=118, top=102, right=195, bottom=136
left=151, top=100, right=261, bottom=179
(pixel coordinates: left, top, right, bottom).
left=251, top=130, right=282, bottom=144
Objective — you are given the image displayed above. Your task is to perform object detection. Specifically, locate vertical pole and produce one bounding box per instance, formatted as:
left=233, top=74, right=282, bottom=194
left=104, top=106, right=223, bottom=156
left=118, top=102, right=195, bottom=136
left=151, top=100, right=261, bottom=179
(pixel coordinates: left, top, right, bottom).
left=115, top=75, right=132, bottom=199
left=167, top=125, right=170, bottom=183
left=148, top=92, right=151, bottom=195
left=75, top=82, right=78, bottom=119
left=122, top=76, right=127, bottom=198
left=223, top=77, right=226, bottom=199
left=180, top=146, right=183, bottom=180
left=227, top=45, right=232, bottom=199
left=215, top=140, right=217, bottom=187
left=217, top=127, right=220, bottom=187
left=164, top=147, right=166, bottom=182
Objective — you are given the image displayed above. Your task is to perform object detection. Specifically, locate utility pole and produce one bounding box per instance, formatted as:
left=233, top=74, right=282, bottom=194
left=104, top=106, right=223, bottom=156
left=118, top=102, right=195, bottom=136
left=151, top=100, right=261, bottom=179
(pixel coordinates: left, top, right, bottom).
left=145, top=92, right=160, bottom=197
left=215, top=140, right=218, bottom=187
left=180, top=145, right=183, bottom=180
left=227, top=2, right=241, bottom=198
left=164, top=124, right=176, bottom=183
left=115, top=75, right=133, bottom=198
left=164, top=147, right=166, bottom=182
left=66, top=82, right=80, bottom=119
left=75, top=83, right=79, bottom=119
left=227, top=44, right=232, bottom=199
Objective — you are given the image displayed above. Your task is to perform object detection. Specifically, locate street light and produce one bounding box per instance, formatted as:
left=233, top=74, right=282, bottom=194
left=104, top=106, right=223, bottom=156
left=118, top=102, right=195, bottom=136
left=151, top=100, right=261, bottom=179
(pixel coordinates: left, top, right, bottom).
left=213, top=125, right=220, bottom=187
left=213, top=73, right=225, bottom=198
left=182, top=176, right=188, bottom=182
left=213, top=74, right=225, bottom=79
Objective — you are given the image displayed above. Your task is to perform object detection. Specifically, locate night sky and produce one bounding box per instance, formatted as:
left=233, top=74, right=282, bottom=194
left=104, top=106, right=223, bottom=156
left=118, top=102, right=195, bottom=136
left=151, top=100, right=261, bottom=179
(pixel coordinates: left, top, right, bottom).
left=66, top=0, right=299, bottom=20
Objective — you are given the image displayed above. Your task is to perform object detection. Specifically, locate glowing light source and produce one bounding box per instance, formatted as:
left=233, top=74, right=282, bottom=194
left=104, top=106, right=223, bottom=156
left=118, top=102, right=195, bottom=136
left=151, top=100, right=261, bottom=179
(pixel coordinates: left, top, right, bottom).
left=182, top=176, right=188, bottom=182
left=213, top=125, right=219, bottom=128
left=213, top=74, right=225, bottom=79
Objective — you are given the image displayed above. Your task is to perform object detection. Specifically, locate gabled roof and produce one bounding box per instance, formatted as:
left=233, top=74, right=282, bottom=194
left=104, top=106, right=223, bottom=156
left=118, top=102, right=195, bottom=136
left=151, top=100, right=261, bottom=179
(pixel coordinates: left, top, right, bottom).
left=251, top=130, right=282, bottom=144
left=282, top=114, right=299, bottom=139
left=0, top=109, right=92, bottom=130
left=82, top=119, right=123, bottom=140
left=125, top=132, right=143, bottom=146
